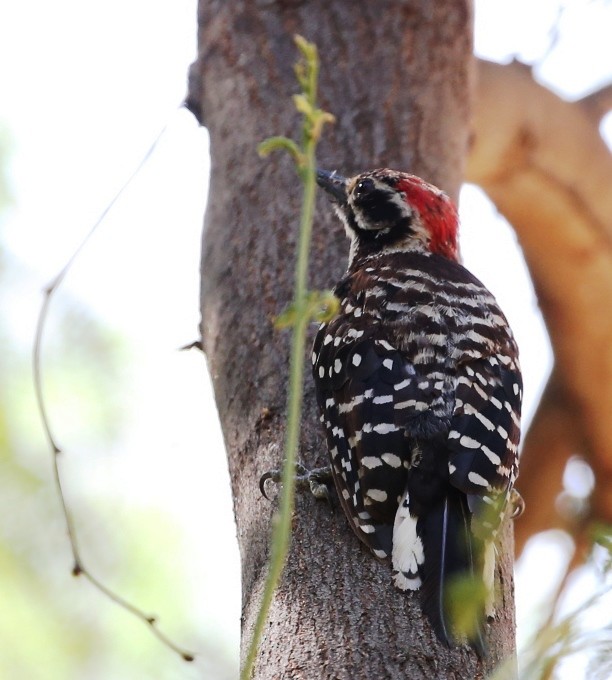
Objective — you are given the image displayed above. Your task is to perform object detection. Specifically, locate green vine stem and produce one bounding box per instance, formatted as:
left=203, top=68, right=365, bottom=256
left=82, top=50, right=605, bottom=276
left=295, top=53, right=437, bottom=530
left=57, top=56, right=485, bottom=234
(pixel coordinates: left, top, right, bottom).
left=241, top=35, right=335, bottom=680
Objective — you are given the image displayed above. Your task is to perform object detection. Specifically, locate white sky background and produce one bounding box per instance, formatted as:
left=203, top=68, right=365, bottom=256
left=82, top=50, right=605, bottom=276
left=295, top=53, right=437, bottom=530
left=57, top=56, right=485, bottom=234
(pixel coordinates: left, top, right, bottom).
left=0, top=0, right=610, bottom=677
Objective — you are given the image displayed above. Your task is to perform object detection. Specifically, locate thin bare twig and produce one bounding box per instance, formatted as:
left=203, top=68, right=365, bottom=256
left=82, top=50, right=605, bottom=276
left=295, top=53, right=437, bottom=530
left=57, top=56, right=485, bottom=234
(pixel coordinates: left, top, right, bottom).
left=33, top=107, right=194, bottom=662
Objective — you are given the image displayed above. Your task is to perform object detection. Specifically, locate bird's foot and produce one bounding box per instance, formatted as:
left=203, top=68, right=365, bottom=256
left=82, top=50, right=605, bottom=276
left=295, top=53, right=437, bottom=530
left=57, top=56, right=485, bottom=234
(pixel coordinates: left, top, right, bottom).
left=509, top=488, right=525, bottom=519
left=259, top=463, right=333, bottom=504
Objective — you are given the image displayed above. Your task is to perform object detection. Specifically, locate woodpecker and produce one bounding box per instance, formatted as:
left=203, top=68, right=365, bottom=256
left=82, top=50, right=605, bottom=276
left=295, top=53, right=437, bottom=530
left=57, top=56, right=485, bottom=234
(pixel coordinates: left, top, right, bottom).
left=312, top=168, right=522, bottom=652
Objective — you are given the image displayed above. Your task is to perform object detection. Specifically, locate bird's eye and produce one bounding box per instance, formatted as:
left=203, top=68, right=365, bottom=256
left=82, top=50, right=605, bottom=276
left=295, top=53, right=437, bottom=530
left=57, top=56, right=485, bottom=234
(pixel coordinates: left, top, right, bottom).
left=354, top=178, right=375, bottom=198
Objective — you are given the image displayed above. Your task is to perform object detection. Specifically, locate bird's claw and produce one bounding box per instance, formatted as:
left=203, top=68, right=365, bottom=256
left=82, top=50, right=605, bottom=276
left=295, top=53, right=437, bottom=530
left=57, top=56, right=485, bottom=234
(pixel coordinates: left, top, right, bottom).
left=509, top=488, right=525, bottom=519
left=259, top=463, right=333, bottom=504
left=259, top=469, right=279, bottom=500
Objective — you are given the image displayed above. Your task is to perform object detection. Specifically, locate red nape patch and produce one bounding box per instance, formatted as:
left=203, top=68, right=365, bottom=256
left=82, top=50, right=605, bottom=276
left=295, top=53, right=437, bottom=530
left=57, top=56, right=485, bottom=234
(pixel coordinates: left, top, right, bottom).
left=396, top=176, right=459, bottom=261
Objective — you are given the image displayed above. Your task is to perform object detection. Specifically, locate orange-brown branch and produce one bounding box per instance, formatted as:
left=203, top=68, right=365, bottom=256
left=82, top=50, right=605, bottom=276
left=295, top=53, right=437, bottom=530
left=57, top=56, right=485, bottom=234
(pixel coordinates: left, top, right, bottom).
left=468, top=59, right=612, bottom=549
left=578, top=83, right=612, bottom=124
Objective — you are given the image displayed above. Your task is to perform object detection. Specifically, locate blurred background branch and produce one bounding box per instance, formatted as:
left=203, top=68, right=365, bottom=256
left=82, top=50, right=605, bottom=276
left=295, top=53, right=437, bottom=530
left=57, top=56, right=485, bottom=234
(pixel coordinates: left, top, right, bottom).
left=467, top=57, right=612, bottom=552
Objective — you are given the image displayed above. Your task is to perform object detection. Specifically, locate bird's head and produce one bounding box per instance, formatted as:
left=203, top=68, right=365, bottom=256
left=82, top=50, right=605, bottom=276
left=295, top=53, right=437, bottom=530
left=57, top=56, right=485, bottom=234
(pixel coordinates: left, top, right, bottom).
left=316, top=168, right=459, bottom=263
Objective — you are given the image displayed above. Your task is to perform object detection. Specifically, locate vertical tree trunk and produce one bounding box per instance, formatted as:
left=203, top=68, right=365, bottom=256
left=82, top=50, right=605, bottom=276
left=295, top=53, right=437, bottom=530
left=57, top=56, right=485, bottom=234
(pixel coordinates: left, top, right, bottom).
left=190, top=1, right=516, bottom=677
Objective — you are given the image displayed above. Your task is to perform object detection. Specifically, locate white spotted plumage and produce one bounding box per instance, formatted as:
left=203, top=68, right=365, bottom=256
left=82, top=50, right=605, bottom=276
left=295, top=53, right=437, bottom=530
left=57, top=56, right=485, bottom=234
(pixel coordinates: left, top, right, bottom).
left=313, top=168, right=522, bottom=653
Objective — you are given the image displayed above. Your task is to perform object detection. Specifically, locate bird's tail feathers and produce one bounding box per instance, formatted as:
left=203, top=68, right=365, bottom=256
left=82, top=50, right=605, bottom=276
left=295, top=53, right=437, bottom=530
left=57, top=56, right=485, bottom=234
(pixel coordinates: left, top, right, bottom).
left=419, top=490, right=489, bottom=656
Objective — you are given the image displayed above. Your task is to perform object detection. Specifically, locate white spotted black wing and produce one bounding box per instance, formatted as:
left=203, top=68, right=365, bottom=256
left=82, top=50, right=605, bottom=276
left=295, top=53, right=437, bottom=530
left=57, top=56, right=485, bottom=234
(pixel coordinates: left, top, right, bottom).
left=312, top=323, right=423, bottom=560
left=447, top=354, right=522, bottom=537
left=312, top=252, right=521, bottom=558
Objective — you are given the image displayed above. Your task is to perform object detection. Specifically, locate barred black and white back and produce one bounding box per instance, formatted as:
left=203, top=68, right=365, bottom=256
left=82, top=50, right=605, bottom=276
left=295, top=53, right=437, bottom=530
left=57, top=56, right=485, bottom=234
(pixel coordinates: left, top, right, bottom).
left=313, top=168, right=522, bottom=652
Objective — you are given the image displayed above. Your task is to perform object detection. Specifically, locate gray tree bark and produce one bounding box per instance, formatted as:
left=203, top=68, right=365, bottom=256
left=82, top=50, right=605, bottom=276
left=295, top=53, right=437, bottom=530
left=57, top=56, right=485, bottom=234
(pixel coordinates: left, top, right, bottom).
left=189, top=1, right=517, bottom=677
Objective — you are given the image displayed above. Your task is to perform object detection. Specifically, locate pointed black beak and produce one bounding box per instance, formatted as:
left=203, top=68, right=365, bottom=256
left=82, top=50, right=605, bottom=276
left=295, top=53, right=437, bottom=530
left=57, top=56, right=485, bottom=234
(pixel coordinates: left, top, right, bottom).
left=316, top=169, right=348, bottom=204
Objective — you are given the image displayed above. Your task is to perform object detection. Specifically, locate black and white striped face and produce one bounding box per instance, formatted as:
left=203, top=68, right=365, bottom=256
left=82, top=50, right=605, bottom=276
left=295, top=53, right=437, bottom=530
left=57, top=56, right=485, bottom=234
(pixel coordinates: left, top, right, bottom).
left=317, top=168, right=459, bottom=263
left=317, top=168, right=413, bottom=237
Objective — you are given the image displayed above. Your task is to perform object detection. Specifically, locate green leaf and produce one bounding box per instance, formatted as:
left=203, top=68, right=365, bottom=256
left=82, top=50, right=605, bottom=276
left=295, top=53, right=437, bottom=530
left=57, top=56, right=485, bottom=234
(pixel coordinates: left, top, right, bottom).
left=273, top=304, right=299, bottom=330
left=308, top=290, right=339, bottom=323
left=292, top=94, right=313, bottom=117
left=258, top=136, right=303, bottom=165
left=446, top=573, right=489, bottom=640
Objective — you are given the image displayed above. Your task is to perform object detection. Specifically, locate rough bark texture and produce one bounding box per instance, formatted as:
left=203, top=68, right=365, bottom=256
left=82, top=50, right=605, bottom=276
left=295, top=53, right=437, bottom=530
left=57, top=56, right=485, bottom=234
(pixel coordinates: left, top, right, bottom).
left=192, top=2, right=517, bottom=677
left=467, top=60, right=612, bottom=551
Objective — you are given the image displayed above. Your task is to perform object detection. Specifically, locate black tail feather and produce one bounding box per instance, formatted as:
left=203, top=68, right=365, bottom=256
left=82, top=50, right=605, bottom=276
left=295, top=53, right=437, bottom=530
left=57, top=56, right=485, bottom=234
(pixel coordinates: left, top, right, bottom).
left=418, top=491, right=488, bottom=656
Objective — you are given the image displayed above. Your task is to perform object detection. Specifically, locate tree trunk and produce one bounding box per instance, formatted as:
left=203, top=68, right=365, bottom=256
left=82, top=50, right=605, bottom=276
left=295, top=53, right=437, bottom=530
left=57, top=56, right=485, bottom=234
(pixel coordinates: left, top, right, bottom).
left=190, top=1, right=516, bottom=677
